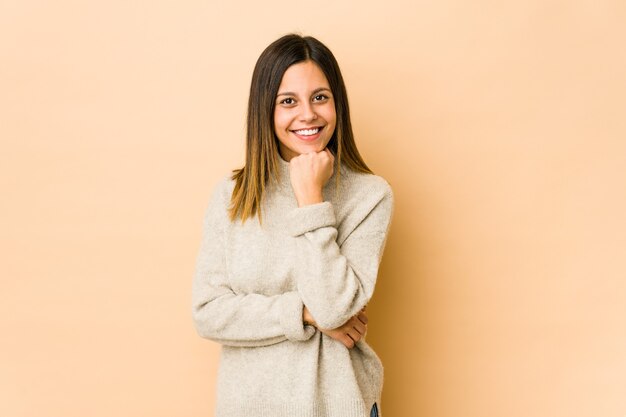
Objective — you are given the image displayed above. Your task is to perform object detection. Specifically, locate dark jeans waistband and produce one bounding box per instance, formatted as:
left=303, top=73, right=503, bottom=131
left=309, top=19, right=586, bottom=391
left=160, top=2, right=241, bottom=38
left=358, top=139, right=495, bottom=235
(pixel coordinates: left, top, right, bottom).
left=370, top=402, right=379, bottom=417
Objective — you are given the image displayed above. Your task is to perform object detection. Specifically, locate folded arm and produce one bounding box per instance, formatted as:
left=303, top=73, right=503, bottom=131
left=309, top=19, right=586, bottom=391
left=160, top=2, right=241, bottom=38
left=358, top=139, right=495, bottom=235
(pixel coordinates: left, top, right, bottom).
left=287, top=184, right=394, bottom=330
left=191, top=178, right=316, bottom=347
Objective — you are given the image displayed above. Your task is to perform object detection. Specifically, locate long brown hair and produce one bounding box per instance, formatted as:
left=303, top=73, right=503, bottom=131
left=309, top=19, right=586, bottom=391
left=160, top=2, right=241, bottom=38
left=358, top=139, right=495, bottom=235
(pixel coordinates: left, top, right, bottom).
left=229, top=33, right=373, bottom=224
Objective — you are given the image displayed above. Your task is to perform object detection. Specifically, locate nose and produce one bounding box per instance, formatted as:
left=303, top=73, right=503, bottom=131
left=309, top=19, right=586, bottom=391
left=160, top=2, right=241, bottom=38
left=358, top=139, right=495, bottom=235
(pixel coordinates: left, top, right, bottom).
left=299, top=101, right=318, bottom=122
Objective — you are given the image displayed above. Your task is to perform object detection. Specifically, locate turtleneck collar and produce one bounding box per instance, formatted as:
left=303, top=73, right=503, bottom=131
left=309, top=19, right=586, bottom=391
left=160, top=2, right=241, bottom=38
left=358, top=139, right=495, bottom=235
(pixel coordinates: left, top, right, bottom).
left=277, top=153, right=291, bottom=184
left=270, top=154, right=295, bottom=197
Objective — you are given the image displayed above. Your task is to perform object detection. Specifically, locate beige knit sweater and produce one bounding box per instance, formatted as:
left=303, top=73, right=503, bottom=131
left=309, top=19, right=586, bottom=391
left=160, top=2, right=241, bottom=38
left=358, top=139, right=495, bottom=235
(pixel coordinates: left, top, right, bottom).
left=192, top=154, right=394, bottom=417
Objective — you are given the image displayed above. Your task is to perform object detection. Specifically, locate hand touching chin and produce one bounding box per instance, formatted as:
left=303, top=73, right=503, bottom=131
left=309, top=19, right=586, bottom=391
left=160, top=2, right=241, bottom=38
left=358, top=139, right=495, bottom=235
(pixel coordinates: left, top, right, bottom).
left=288, top=148, right=335, bottom=207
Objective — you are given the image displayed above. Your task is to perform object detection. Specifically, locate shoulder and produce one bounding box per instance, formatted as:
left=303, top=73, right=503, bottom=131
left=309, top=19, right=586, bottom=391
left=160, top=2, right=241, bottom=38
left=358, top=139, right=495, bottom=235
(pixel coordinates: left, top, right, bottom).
left=207, top=168, right=240, bottom=201
left=340, top=167, right=394, bottom=206
left=333, top=167, right=394, bottom=228
left=215, top=171, right=237, bottom=199
left=201, top=171, right=237, bottom=222
left=329, top=168, right=394, bottom=244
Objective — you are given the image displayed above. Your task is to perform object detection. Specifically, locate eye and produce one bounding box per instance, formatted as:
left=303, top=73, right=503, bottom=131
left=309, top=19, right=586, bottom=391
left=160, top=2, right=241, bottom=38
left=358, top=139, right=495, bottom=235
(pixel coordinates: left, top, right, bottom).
left=313, top=94, right=329, bottom=102
left=279, top=97, right=295, bottom=105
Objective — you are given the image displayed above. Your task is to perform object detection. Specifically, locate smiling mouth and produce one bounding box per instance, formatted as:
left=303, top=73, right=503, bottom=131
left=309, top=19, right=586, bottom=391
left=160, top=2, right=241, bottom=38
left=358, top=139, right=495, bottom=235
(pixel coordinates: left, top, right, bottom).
left=291, top=126, right=323, bottom=136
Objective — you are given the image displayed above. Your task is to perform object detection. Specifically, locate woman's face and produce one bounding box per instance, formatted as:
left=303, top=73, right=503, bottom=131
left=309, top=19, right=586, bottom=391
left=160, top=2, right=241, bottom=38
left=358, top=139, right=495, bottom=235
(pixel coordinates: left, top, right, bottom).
left=273, top=60, right=337, bottom=161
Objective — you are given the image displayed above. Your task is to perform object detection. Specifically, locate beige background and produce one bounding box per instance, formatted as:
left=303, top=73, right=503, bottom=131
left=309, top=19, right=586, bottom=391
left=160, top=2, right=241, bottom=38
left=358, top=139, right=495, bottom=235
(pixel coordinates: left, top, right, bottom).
left=2, top=1, right=625, bottom=416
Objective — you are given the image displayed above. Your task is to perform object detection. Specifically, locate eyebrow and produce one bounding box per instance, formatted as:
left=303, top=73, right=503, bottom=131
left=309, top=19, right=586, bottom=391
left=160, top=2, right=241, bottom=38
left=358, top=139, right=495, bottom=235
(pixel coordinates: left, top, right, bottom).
left=276, top=87, right=332, bottom=97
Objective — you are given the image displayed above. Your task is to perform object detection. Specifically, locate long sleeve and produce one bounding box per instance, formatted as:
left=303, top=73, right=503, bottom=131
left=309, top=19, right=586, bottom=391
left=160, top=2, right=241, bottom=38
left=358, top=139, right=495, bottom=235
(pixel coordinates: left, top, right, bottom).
left=286, top=182, right=394, bottom=330
left=191, top=177, right=316, bottom=347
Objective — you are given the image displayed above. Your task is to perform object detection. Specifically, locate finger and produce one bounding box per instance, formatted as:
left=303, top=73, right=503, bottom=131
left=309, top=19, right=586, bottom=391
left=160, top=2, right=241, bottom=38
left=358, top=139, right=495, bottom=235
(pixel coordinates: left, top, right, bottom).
left=347, top=328, right=361, bottom=344
left=342, top=334, right=355, bottom=349
left=357, top=312, right=368, bottom=325
left=352, top=321, right=366, bottom=336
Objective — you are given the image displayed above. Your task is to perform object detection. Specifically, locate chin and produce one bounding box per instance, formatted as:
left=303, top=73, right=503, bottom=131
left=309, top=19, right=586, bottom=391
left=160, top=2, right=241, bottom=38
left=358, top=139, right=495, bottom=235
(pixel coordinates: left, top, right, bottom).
left=293, top=144, right=323, bottom=155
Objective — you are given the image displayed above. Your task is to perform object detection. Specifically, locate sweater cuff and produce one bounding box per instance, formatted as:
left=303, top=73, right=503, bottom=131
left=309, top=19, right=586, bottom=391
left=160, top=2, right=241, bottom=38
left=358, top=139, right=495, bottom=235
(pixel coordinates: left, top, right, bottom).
left=286, top=201, right=336, bottom=237
left=279, top=292, right=317, bottom=342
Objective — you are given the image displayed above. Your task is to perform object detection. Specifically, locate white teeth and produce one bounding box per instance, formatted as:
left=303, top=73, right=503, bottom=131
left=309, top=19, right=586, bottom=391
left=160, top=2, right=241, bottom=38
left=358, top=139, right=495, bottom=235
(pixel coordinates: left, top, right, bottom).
left=294, top=127, right=320, bottom=136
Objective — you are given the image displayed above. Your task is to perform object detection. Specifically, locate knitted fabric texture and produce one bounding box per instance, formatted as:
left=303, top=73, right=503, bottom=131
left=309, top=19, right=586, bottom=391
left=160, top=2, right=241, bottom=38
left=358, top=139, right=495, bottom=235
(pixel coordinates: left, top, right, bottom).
left=192, top=155, right=394, bottom=417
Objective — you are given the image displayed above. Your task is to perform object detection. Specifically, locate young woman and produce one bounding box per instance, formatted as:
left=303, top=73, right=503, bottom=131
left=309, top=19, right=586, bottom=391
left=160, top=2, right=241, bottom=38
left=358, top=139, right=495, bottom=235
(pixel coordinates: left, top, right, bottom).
left=192, top=33, right=394, bottom=417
